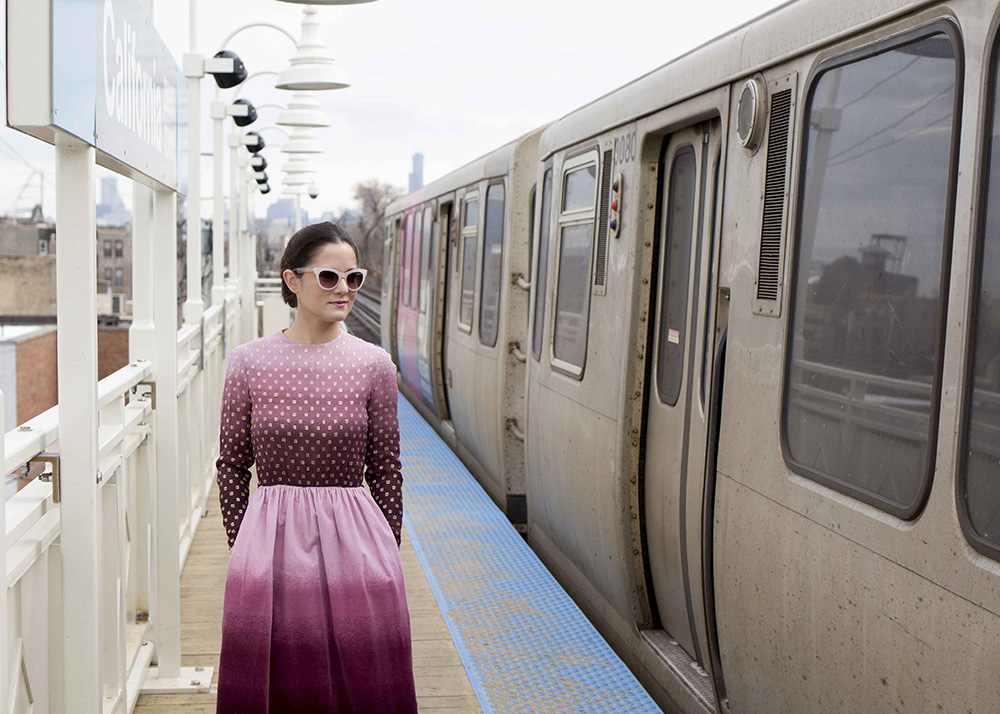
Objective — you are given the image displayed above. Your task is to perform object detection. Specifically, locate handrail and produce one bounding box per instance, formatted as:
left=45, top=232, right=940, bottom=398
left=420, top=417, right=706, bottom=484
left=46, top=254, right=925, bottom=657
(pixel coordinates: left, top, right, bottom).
left=790, top=358, right=934, bottom=396
left=4, top=293, right=240, bottom=710
left=5, top=360, right=154, bottom=476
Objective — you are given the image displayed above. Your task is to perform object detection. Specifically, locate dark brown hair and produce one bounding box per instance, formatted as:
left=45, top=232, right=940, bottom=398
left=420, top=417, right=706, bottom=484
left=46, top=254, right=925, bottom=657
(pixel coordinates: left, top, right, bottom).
left=280, top=222, right=360, bottom=308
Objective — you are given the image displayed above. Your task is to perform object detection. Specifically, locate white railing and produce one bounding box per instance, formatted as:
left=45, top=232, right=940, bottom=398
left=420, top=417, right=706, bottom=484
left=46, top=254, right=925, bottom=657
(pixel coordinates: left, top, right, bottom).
left=257, top=278, right=294, bottom=341
left=2, top=288, right=244, bottom=714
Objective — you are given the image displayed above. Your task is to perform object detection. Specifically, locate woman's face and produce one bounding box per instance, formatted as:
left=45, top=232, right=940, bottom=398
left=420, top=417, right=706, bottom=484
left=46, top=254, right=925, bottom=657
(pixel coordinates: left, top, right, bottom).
left=283, top=241, right=360, bottom=324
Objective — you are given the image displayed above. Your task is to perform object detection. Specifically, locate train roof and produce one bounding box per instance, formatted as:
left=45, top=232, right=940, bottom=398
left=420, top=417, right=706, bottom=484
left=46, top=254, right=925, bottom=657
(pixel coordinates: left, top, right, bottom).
left=388, top=125, right=549, bottom=215
left=539, top=0, right=938, bottom=157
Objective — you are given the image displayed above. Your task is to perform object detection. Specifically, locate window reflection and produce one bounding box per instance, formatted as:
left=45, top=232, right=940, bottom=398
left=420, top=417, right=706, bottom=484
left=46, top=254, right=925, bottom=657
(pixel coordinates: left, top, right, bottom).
left=532, top=170, right=553, bottom=362
left=657, top=146, right=697, bottom=407
left=965, top=47, right=1000, bottom=549
left=480, top=184, right=505, bottom=347
left=552, top=223, right=593, bottom=368
left=785, top=32, right=957, bottom=513
left=563, top=165, right=596, bottom=212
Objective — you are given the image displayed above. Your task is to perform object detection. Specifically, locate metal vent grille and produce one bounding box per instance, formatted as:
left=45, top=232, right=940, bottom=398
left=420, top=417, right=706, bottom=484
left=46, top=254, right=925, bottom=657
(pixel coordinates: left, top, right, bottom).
left=757, top=88, right=792, bottom=301
left=595, top=149, right=613, bottom=289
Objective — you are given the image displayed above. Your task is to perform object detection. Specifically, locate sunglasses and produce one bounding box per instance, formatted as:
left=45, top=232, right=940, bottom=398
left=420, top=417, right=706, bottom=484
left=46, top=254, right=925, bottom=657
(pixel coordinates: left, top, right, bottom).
left=292, top=267, right=367, bottom=291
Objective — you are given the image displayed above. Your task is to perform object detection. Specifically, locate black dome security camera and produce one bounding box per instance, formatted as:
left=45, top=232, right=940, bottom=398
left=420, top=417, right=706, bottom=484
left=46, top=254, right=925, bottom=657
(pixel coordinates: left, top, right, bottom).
left=231, top=99, right=257, bottom=127
left=210, top=50, right=247, bottom=89
left=243, top=132, right=264, bottom=153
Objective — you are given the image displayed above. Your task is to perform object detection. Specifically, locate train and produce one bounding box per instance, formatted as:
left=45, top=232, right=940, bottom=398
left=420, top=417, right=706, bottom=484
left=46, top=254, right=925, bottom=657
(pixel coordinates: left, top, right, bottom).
left=379, top=0, right=1000, bottom=711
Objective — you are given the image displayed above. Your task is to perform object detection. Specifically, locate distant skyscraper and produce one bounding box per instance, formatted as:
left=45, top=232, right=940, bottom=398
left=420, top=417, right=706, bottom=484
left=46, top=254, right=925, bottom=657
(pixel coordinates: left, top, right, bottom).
left=97, top=176, right=131, bottom=226
left=101, top=177, right=121, bottom=208
left=265, top=198, right=308, bottom=228
left=267, top=198, right=296, bottom=222
left=408, top=153, right=424, bottom=193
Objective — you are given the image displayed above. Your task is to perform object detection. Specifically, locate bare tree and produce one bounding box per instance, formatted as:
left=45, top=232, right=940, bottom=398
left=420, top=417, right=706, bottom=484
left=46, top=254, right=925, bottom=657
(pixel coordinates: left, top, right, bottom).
left=352, top=179, right=403, bottom=291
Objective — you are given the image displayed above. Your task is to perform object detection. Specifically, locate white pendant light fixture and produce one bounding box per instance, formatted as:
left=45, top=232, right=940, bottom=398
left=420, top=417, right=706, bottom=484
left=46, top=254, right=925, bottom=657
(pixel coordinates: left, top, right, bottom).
left=281, top=127, right=323, bottom=154
left=283, top=156, right=318, bottom=174
left=277, top=91, right=332, bottom=127
left=276, top=0, right=376, bottom=4
left=276, top=7, right=348, bottom=91
left=282, top=172, right=313, bottom=187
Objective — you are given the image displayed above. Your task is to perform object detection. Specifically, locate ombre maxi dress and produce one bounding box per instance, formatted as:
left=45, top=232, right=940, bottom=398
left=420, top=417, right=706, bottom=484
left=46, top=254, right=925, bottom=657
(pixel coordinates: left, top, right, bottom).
left=214, top=327, right=418, bottom=713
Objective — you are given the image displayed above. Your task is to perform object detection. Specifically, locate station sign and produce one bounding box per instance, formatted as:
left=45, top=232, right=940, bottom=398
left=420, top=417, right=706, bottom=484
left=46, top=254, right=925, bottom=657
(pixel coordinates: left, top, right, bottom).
left=6, top=0, right=187, bottom=195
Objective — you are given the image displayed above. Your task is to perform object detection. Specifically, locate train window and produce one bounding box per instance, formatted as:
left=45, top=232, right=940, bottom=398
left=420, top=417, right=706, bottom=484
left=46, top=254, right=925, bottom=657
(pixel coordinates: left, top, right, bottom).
left=783, top=27, right=960, bottom=518
left=419, top=206, right=434, bottom=314
left=528, top=184, right=536, bottom=281
left=960, top=32, right=1000, bottom=557
left=701, top=150, right=722, bottom=409
left=400, top=211, right=414, bottom=307
left=552, top=152, right=598, bottom=375
left=656, top=145, right=697, bottom=407
left=563, top=164, right=597, bottom=212
left=382, top=227, right=392, bottom=302
left=411, top=209, right=423, bottom=308
left=459, top=195, right=479, bottom=331
left=532, top=169, right=553, bottom=362
left=479, top=183, right=505, bottom=347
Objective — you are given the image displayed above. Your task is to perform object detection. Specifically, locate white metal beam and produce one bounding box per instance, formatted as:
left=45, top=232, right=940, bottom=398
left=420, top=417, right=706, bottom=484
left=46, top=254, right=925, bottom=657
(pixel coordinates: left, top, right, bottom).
left=0, top=389, right=7, bottom=714
left=54, top=131, right=101, bottom=713
left=152, top=187, right=182, bottom=678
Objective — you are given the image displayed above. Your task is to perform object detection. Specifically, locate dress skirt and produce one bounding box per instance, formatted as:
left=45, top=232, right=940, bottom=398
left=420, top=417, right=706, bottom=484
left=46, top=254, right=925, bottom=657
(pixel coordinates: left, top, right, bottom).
left=216, top=484, right=418, bottom=713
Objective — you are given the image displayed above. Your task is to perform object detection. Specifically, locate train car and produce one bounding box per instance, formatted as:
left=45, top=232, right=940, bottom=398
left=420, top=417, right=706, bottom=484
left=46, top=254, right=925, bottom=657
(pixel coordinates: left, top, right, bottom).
left=384, top=129, right=544, bottom=523
left=387, top=0, right=1000, bottom=711
left=522, top=0, right=1000, bottom=712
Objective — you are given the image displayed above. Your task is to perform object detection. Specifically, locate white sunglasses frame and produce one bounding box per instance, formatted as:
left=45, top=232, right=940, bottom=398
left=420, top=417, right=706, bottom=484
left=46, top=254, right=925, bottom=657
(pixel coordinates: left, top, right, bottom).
left=291, top=266, right=367, bottom=291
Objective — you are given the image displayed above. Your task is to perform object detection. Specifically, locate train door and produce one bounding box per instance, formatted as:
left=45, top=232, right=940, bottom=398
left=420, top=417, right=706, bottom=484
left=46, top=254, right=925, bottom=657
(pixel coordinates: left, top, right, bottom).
left=438, top=202, right=454, bottom=420
left=416, top=205, right=437, bottom=410
left=642, top=118, right=723, bottom=672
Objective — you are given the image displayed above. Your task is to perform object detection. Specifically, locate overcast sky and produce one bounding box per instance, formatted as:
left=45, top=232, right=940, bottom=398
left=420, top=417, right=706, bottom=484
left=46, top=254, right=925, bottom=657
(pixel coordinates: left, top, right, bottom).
left=0, top=0, right=790, bottom=221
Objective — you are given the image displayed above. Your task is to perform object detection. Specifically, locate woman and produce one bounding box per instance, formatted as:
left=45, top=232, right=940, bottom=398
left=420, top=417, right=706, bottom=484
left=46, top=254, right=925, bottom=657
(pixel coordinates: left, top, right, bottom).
left=214, top=222, right=418, bottom=713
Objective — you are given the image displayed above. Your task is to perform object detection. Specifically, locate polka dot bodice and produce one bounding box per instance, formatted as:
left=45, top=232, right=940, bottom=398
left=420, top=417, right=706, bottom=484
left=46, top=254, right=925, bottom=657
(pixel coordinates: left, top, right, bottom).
left=215, top=328, right=403, bottom=549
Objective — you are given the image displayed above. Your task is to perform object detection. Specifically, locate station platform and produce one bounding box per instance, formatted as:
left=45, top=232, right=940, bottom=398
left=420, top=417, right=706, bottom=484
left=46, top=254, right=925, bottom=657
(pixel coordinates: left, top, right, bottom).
left=134, top=392, right=661, bottom=713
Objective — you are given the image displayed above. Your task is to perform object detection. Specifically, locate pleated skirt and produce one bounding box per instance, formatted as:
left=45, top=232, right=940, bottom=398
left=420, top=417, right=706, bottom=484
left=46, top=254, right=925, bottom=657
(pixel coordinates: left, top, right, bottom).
left=216, top=484, right=418, bottom=713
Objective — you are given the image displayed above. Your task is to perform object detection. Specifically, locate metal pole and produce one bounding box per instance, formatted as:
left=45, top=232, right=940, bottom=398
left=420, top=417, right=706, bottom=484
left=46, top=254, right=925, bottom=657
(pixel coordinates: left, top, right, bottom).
left=152, top=186, right=182, bottom=678
left=129, top=183, right=155, bottom=359
left=239, top=158, right=254, bottom=342
left=54, top=131, right=101, bottom=714
left=183, top=66, right=204, bottom=322
left=295, top=193, right=302, bottom=232
left=211, top=108, right=226, bottom=305
left=0, top=389, right=7, bottom=714
left=229, top=134, right=240, bottom=287
left=189, top=0, right=197, bottom=51
left=127, top=179, right=155, bottom=691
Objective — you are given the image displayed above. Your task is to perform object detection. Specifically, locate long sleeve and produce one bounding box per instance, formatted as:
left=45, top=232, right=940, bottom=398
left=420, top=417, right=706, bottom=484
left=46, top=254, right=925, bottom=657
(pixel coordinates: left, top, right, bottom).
left=365, top=353, right=404, bottom=547
left=216, top=347, right=254, bottom=548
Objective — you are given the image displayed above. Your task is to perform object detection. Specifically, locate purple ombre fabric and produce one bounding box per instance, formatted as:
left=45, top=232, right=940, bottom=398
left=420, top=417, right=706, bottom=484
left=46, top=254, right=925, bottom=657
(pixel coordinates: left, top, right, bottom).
left=214, top=328, right=417, bottom=712
left=216, top=485, right=417, bottom=712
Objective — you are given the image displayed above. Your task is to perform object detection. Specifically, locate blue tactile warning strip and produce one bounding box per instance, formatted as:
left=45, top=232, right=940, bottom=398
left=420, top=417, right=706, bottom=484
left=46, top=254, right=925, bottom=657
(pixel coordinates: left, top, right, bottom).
left=398, top=394, right=664, bottom=714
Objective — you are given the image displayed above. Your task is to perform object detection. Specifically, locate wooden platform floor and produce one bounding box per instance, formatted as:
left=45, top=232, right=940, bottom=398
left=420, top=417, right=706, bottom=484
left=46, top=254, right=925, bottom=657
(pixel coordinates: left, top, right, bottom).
left=134, top=482, right=483, bottom=713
